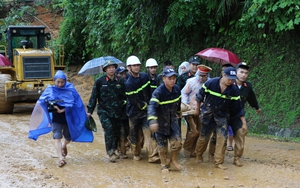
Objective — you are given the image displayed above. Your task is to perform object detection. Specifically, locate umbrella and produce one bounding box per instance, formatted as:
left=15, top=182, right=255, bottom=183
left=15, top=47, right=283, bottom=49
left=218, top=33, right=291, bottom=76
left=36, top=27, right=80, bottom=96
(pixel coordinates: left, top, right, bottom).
left=78, top=56, right=124, bottom=76
left=0, top=54, right=12, bottom=66
left=196, top=48, right=241, bottom=66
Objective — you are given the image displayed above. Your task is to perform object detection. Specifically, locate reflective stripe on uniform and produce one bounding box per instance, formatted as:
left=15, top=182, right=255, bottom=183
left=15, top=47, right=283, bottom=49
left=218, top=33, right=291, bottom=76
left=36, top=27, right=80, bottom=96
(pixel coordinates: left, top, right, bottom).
left=148, top=116, right=158, bottom=120
left=202, top=85, right=240, bottom=100
left=150, top=85, right=157, bottom=89
left=126, top=81, right=151, bottom=95
left=150, top=95, right=181, bottom=105
left=141, top=103, right=147, bottom=110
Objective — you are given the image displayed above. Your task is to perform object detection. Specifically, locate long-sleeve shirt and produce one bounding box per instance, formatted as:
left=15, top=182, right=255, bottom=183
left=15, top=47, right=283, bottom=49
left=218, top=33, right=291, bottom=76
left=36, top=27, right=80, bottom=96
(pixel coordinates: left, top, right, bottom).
left=87, top=75, right=126, bottom=118
left=196, top=77, right=244, bottom=118
left=181, top=76, right=205, bottom=109
left=236, top=81, right=260, bottom=110
left=147, top=84, right=181, bottom=135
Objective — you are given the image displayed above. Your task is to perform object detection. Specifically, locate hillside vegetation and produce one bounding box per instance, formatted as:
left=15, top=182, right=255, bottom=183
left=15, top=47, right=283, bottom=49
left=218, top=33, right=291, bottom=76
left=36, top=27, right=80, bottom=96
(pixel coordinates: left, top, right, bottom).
left=0, top=0, right=300, bottom=134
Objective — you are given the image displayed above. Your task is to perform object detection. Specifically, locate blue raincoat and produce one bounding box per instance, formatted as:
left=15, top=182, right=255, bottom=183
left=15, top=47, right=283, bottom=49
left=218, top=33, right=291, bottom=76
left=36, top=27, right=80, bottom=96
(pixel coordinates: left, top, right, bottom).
left=28, top=71, right=94, bottom=142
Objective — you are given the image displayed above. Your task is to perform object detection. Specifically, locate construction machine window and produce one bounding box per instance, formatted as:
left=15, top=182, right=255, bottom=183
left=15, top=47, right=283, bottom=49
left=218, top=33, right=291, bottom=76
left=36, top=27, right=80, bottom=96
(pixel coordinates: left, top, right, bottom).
left=11, top=36, right=37, bottom=49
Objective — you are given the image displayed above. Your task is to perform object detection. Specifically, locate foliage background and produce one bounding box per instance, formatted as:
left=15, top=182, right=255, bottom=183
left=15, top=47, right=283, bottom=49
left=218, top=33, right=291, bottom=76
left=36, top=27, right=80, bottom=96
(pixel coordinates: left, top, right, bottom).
left=1, top=0, right=300, bottom=134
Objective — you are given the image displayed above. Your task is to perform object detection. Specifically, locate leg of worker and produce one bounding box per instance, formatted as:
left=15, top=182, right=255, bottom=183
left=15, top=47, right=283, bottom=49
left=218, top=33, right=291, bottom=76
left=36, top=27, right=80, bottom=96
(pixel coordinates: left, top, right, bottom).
left=208, top=131, right=216, bottom=162
left=169, top=122, right=183, bottom=170
left=183, top=116, right=199, bottom=157
left=213, top=117, right=228, bottom=170
left=142, top=119, right=160, bottom=163
left=156, top=133, right=171, bottom=173
left=128, top=118, right=142, bottom=160
left=233, top=128, right=248, bottom=166
left=227, top=125, right=234, bottom=151
left=99, top=113, right=118, bottom=162
left=195, top=114, right=215, bottom=163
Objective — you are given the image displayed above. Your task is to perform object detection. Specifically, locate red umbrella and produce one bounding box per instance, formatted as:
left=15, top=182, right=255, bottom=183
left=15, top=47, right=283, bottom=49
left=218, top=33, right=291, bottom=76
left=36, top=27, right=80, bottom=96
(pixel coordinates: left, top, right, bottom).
left=0, top=54, right=12, bottom=66
left=196, top=48, right=241, bottom=66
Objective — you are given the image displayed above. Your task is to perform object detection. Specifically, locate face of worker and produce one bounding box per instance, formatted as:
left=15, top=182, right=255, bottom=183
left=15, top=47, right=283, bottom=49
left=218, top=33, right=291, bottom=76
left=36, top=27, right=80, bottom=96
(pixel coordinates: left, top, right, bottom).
left=105, top=65, right=116, bottom=77
left=198, top=73, right=208, bottom=83
left=148, top=66, right=157, bottom=75
left=236, top=68, right=249, bottom=82
left=117, top=72, right=127, bottom=79
left=181, top=66, right=187, bottom=74
left=223, top=74, right=235, bottom=86
left=163, top=75, right=177, bottom=88
left=129, top=64, right=140, bottom=74
left=189, top=63, right=198, bottom=74
left=54, top=78, right=66, bottom=88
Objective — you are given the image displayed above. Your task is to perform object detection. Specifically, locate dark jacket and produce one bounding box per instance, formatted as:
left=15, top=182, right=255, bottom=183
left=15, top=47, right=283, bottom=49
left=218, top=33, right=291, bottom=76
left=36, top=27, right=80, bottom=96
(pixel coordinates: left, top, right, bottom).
left=235, top=81, right=260, bottom=110
left=125, top=72, right=151, bottom=119
left=147, top=72, right=159, bottom=94
left=147, top=84, right=181, bottom=135
left=176, top=71, right=194, bottom=90
left=196, top=77, right=244, bottom=118
left=87, top=75, right=126, bottom=118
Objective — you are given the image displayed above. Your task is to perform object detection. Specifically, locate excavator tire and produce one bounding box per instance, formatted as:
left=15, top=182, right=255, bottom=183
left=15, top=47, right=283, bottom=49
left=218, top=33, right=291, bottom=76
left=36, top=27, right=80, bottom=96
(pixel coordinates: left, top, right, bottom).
left=0, top=74, right=14, bottom=114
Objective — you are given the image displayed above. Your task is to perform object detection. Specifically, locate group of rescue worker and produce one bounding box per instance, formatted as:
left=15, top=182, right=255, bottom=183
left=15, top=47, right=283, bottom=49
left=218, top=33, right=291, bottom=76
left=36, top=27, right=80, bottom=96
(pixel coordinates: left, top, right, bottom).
left=86, top=54, right=261, bottom=172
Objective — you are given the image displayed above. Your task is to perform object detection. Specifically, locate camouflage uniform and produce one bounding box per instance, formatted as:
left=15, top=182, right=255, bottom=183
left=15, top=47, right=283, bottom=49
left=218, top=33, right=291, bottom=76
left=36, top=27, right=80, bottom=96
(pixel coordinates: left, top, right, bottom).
left=87, top=75, right=126, bottom=156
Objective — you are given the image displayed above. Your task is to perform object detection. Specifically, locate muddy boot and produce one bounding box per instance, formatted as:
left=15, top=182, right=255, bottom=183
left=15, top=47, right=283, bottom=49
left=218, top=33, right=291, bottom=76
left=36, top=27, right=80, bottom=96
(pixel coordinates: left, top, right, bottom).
left=131, top=144, right=140, bottom=161
left=109, top=154, right=117, bottom=163
left=233, top=157, right=243, bottom=167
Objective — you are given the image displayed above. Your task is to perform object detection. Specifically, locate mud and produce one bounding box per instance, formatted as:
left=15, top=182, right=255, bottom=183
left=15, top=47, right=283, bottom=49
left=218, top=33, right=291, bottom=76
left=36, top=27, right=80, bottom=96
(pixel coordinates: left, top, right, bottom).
left=0, top=67, right=299, bottom=188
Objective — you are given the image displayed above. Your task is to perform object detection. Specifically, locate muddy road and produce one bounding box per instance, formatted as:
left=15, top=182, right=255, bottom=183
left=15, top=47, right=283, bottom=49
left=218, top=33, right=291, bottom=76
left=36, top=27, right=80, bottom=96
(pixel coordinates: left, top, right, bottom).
left=0, top=68, right=300, bottom=188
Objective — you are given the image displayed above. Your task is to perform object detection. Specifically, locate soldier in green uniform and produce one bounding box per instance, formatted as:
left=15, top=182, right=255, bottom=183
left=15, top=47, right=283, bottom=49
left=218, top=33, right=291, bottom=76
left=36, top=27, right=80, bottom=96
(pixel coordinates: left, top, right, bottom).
left=176, top=56, right=200, bottom=90
left=87, top=60, right=126, bottom=162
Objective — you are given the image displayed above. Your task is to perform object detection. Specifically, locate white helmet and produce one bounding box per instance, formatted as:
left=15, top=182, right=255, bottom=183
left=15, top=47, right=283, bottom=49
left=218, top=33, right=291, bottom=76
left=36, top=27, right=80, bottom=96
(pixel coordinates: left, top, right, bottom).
left=145, top=58, right=158, bottom=67
left=126, top=55, right=141, bottom=66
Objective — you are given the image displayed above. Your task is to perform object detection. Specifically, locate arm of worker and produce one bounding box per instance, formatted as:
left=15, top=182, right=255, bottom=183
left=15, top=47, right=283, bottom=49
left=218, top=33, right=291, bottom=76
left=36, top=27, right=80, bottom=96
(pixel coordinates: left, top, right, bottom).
left=86, top=79, right=100, bottom=116
left=147, top=91, right=161, bottom=132
left=194, top=87, right=205, bottom=116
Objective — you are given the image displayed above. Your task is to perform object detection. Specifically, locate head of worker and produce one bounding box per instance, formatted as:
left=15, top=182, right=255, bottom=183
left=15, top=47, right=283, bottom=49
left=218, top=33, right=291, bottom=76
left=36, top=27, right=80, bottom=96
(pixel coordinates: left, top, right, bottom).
left=145, top=58, right=158, bottom=75
left=196, top=64, right=212, bottom=83
left=236, top=62, right=250, bottom=82
left=188, top=55, right=200, bottom=75
left=126, top=55, right=141, bottom=76
left=222, top=66, right=237, bottom=86
left=103, top=60, right=118, bottom=77
left=116, top=66, right=128, bottom=80
left=163, top=60, right=175, bottom=70
left=178, top=61, right=189, bottom=75
left=54, top=70, right=67, bottom=88
left=162, top=67, right=177, bottom=90
left=221, top=63, right=233, bottom=72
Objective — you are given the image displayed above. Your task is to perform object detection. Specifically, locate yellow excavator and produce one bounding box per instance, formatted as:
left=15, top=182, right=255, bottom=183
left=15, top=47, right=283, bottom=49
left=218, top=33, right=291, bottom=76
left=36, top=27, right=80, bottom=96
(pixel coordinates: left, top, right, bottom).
left=0, top=25, right=65, bottom=113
